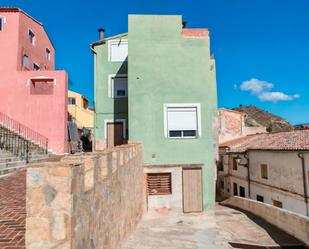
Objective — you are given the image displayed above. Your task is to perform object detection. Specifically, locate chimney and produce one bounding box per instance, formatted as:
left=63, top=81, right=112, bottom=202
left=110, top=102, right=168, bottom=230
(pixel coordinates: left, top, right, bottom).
left=182, top=21, right=187, bottom=28
left=98, top=28, right=105, bottom=40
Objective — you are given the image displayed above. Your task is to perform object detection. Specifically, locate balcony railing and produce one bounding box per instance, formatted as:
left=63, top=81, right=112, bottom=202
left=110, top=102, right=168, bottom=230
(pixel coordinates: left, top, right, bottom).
left=0, top=112, right=48, bottom=161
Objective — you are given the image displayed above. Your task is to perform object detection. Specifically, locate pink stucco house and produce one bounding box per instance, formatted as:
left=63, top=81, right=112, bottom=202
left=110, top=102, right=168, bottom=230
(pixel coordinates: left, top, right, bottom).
left=0, top=7, right=68, bottom=154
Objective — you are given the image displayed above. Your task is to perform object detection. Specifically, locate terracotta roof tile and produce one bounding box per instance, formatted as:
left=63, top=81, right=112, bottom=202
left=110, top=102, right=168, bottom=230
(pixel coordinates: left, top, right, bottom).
left=219, top=130, right=309, bottom=152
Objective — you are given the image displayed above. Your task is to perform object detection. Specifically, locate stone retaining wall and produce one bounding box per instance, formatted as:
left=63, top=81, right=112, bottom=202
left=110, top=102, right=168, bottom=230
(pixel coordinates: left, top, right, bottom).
left=221, top=196, right=309, bottom=245
left=26, top=143, right=144, bottom=249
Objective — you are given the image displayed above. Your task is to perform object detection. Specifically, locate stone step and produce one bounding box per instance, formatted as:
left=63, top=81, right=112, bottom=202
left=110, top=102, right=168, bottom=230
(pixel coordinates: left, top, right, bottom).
left=0, top=164, right=27, bottom=177
left=0, top=160, right=26, bottom=170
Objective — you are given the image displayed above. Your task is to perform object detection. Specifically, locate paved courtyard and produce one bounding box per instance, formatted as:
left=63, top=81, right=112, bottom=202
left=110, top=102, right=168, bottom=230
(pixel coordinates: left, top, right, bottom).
left=0, top=170, right=26, bottom=249
left=124, top=204, right=305, bottom=249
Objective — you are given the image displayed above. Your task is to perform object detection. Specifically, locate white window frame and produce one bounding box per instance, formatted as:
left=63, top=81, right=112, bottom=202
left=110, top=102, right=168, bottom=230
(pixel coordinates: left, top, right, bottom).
left=28, top=29, right=36, bottom=45
left=104, top=119, right=126, bottom=139
left=163, top=103, right=202, bottom=139
left=108, top=39, right=128, bottom=62
left=108, top=74, right=128, bottom=98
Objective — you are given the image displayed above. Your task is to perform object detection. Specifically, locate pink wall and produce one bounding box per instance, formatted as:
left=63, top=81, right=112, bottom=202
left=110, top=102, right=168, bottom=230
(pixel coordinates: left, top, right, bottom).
left=17, top=11, right=55, bottom=71
left=0, top=8, right=67, bottom=154
left=0, top=71, right=68, bottom=154
left=0, top=9, right=55, bottom=71
left=0, top=12, right=20, bottom=71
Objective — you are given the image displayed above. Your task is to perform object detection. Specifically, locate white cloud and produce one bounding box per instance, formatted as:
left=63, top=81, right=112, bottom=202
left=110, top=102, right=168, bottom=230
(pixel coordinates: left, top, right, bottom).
left=240, top=78, right=273, bottom=94
left=258, top=92, right=300, bottom=102
left=239, top=78, right=300, bottom=103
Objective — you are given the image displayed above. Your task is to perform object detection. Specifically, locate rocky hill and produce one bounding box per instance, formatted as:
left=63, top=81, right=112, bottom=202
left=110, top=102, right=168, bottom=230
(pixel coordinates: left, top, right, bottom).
left=233, top=105, right=293, bottom=133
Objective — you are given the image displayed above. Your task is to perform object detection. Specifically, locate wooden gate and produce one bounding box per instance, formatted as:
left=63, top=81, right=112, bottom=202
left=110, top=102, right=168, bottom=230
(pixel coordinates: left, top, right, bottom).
left=182, top=168, right=203, bottom=213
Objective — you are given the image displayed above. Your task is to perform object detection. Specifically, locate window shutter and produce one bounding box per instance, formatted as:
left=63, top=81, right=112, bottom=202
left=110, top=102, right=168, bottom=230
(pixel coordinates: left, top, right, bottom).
left=110, top=40, right=128, bottom=62
left=167, top=107, right=197, bottom=131
left=147, top=173, right=172, bottom=195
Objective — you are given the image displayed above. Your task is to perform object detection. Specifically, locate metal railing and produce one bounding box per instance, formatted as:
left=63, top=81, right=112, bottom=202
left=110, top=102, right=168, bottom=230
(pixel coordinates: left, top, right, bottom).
left=0, top=112, right=48, bottom=162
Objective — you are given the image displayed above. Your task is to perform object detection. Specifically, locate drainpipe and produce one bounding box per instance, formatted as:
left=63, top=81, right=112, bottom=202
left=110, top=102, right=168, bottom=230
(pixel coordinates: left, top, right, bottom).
left=298, top=152, right=309, bottom=217
left=244, top=152, right=251, bottom=198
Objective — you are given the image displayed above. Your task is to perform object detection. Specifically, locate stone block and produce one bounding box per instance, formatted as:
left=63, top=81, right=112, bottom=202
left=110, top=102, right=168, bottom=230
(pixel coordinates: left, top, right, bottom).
left=49, top=166, right=71, bottom=177
left=26, top=217, right=51, bottom=243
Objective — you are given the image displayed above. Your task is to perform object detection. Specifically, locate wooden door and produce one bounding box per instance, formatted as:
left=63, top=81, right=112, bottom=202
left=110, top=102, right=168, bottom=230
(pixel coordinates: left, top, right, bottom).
left=233, top=182, right=238, bottom=196
left=107, top=122, right=123, bottom=148
left=182, top=168, right=203, bottom=213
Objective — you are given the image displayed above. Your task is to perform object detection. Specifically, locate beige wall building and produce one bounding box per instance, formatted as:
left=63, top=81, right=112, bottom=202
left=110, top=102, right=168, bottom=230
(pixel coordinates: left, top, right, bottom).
left=218, top=108, right=266, bottom=144
left=68, top=90, right=94, bottom=129
left=218, top=130, right=309, bottom=217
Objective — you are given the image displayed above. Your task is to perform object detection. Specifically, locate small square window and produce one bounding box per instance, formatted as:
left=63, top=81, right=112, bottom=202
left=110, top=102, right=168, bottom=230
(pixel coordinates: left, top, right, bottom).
left=68, top=97, right=76, bottom=105
left=23, top=54, right=29, bottom=69
left=256, top=195, right=264, bottom=202
left=46, top=48, right=51, bottom=60
left=111, top=76, right=128, bottom=98
left=33, top=63, right=40, bottom=71
left=29, top=29, right=35, bottom=45
left=273, top=200, right=282, bottom=208
left=167, top=107, right=198, bottom=138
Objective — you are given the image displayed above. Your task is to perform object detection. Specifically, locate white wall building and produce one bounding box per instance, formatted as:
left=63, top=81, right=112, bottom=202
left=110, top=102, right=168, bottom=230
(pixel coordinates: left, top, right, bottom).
left=218, top=130, right=309, bottom=217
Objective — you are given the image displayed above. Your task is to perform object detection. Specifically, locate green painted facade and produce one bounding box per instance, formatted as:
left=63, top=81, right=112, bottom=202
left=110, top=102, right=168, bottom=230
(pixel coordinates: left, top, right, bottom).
left=93, top=34, right=128, bottom=145
left=92, top=15, right=217, bottom=210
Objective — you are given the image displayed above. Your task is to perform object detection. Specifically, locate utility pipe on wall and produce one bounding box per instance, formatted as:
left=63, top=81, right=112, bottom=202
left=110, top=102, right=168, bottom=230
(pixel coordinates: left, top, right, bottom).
left=298, top=152, right=309, bottom=217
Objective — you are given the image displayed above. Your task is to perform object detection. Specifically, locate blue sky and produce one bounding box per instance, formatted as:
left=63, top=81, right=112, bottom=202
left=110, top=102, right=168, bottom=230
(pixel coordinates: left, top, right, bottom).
left=3, top=0, right=309, bottom=124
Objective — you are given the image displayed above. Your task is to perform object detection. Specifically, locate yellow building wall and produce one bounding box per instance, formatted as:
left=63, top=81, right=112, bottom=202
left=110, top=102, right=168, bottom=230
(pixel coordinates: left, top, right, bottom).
left=68, top=90, right=94, bottom=129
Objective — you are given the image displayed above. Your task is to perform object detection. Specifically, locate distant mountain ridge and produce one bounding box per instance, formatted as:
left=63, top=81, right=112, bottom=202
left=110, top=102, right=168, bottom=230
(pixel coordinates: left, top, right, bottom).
left=232, top=105, right=293, bottom=133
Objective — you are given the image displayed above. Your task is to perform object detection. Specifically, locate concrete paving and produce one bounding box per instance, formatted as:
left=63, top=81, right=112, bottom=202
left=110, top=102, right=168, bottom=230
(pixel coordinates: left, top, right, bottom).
left=124, top=204, right=304, bottom=249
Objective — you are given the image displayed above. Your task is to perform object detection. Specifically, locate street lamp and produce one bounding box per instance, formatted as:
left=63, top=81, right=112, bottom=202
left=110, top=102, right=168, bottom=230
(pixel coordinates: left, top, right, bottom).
left=234, top=154, right=248, bottom=167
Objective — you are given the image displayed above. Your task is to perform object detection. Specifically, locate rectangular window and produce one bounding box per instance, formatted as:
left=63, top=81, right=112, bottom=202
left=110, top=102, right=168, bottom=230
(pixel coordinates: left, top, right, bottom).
left=167, top=107, right=198, bottom=138
left=273, top=200, right=283, bottom=208
left=147, top=173, right=172, bottom=195
left=218, top=156, right=224, bottom=171
left=83, top=99, right=88, bottom=109
left=239, top=186, right=245, bottom=197
left=233, top=182, right=238, bottom=196
left=68, top=97, right=76, bottom=105
left=23, top=54, right=29, bottom=69
left=109, top=39, right=128, bottom=62
left=256, top=195, right=264, bottom=202
left=46, top=48, right=51, bottom=60
left=30, top=79, right=54, bottom=95
left=220, top=180, right=224, bottom=189
left=29, top=29, right=35, bottom=45
left=232, top=157, right=238, bottom=171
left=111, top=76, right=128, bottom=98
left=33, top=63, right=40, bottom=71
left=0, top=17, right=3, bottom=31
left=261, top=164, right=268, bottom=179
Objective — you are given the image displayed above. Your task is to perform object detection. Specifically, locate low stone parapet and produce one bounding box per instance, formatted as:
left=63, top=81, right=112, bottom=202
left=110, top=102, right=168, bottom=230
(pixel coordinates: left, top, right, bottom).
left=221, top=196, right=309, bottom=245
left=26, top=143, right=144, bottom=249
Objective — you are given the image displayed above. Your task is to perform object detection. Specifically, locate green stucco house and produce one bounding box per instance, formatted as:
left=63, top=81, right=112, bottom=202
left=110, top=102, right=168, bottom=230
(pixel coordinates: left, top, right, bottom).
left=91, top=15, right=218, bottom=212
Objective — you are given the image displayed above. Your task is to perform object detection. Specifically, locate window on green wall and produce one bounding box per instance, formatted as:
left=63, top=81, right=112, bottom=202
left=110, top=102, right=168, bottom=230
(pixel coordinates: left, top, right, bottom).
left=108, top=39, right=128, bottom=62
left=111, top=76, right=128, bottom=98
left=166, top=107, right=198, bottom=139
